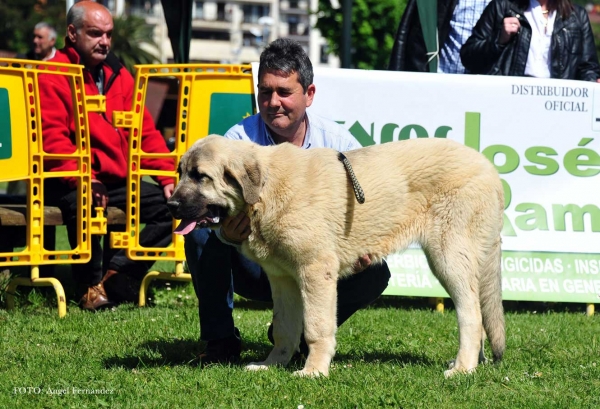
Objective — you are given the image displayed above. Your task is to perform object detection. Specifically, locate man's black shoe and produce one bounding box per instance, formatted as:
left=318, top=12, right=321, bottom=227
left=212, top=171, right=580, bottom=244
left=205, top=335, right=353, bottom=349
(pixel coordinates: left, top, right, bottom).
left=200, top=327, right=242, bottom=366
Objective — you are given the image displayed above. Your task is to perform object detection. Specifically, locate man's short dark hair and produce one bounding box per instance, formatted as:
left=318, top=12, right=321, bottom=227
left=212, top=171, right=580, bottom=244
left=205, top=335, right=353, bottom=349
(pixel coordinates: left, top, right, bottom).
left=258, top=38, right=314, bottom=93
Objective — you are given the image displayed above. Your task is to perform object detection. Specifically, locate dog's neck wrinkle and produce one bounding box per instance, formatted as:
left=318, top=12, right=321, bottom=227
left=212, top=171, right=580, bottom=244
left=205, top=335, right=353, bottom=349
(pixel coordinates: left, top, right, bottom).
left=243, top=179, right=292, bottom=262
left=244, top=202, right=271, bottom=261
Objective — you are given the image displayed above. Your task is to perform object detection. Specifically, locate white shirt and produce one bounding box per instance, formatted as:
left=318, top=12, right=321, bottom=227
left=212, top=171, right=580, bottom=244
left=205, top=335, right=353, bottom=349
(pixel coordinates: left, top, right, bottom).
left=42, top=47, right=56, bottom=61
left=524, top=0, right=557, bottom=78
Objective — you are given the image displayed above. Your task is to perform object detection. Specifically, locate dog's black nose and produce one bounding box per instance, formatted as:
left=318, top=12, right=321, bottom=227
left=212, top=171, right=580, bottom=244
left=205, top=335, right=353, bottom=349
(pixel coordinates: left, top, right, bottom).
left=166, top=200, right=181, bottom=218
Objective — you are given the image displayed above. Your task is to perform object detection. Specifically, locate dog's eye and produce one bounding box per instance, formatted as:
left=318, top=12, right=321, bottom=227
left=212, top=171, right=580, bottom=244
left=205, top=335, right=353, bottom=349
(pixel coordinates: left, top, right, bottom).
left=190, top=168, right=210, bottom=182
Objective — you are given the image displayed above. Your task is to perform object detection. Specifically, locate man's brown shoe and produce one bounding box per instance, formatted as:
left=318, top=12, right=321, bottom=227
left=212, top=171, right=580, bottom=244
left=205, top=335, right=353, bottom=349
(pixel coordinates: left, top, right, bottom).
left=79, top=283, right=114, bottom=311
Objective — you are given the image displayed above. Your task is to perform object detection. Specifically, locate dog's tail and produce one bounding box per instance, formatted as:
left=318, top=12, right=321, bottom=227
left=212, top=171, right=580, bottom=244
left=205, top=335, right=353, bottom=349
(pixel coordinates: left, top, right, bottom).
left=479, top=238, right=505, bottom=363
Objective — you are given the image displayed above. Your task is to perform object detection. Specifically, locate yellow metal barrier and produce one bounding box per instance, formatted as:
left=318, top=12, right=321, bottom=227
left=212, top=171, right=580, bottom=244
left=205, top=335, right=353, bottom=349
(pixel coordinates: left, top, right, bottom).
left=109, top=64, right=255, bottom=305
left=0, top=58, right=107, bottom=317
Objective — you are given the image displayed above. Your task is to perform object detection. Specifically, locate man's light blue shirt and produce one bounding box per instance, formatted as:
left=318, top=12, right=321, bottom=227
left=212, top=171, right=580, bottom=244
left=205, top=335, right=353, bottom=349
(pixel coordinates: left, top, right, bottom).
left=224, top=110, right=361, bottom=151
left=217, top=110, right=360, bottom=246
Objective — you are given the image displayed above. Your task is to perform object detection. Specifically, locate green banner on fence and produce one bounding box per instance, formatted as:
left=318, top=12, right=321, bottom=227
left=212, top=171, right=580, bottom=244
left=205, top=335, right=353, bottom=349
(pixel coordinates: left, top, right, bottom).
left=208, top=93, right=254, bottom=136
left=383, top=248, right=600, bottom=303
left=0, top=88, right=11, bottom=160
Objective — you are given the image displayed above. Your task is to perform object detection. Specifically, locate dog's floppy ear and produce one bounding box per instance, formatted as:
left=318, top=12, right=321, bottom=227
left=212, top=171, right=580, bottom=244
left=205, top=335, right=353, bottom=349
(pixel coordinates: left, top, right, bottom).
left=225, top=153, right=263, bottom=205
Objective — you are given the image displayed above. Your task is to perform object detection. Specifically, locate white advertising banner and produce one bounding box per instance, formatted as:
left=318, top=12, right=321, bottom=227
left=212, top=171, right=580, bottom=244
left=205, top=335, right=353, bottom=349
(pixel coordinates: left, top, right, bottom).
left=252, top=64, right=600, bottom=303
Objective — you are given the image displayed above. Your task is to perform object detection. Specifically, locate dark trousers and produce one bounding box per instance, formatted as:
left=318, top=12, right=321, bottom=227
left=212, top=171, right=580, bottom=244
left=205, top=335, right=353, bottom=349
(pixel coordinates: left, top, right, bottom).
left=185, top=229, right=391, bottom=341
left=46, top=180, right=173, bottom=297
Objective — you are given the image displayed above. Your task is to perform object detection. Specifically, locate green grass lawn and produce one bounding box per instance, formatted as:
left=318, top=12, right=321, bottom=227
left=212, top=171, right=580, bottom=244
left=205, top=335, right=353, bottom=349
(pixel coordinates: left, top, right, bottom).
left=1, top=287, right=599, bottom=408
left=1, top=225, right=599, bottom=407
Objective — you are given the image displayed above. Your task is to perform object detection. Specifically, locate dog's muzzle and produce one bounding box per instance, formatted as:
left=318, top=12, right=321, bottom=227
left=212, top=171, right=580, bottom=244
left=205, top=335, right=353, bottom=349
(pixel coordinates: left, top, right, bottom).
left=167, top=199, right=224, bottom=235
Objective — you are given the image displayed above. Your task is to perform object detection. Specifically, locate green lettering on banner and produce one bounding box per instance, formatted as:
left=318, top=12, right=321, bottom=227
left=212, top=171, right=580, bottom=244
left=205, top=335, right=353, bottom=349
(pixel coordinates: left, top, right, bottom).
left=0, top=88, right=11, bottom=160
left=463, top=112, right=480, bottom=152
left=383, top=249, right=600, bottom=303
left=208, top=93, right=255, bottom=136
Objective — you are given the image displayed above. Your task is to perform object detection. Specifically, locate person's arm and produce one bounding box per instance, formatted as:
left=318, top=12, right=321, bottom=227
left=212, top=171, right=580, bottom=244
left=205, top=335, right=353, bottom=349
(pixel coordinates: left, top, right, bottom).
left=460, top=1, right=510, bottom=74
left=223, top=114, right=260, bottom=142
left=313, top=113, right=361, bottom=151
left=388, top=0, right=417, bottom=71
left=574, top=8, right=600, bottom=82
left=343, top=132, right=362, bottom=151
left=39, top=74, right=80, bottom=188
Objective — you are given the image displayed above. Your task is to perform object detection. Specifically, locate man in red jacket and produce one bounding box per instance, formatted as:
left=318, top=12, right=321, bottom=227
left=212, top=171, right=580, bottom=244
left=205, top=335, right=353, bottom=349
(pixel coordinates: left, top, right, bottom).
left=39, top=1, right=175, bottom=311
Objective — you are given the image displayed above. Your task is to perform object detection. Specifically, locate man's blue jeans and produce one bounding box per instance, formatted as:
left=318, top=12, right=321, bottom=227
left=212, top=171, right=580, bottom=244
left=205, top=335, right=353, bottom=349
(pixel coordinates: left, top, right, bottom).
left=185, top=228, right=391, bottom=341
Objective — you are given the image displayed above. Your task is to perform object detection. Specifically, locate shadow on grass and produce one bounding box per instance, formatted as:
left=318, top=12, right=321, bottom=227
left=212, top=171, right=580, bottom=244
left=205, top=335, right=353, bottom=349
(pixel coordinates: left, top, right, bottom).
left=333, top=350, right=433, bottom=366
left=103, top=338, right=203, bottom=369
left=231, top=296, right=438, bottom=313
left=102, top=337, right=431, bottom=370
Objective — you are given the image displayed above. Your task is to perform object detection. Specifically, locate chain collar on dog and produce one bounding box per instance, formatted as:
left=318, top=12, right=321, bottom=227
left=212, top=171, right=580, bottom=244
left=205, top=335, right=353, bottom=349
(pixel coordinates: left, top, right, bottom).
left=338, top=152, right=365, bottom=204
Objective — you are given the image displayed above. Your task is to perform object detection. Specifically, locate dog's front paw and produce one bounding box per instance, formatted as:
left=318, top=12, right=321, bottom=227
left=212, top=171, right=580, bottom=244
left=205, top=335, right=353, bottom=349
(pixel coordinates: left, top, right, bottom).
left=245, top=362, right=270, bottom=371
left=443, top=366, right=476, bottom=378
left=293, top=368, right=328, bottom=378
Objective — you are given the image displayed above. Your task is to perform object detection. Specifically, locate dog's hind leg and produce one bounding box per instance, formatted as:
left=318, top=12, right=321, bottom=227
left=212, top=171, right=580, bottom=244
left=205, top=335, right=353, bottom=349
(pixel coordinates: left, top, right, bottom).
left=424, top=241, right=483, bottom=378
left=479, top=239, right=505, bottom=363
left=478, top=329, right=488, bottom=364
left=293, top=260, right=339, bottom=377
left=246, top=275, right=303, bottom=371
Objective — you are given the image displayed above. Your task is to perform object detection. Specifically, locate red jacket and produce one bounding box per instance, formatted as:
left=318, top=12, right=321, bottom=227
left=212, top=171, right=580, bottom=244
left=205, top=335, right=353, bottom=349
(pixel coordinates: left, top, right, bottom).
left=39, top=43, right=174, bottom=188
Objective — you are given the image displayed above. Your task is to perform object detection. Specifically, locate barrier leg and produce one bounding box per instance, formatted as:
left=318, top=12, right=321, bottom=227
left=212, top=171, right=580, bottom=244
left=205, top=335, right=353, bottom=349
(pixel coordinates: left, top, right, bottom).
left=429, top=297, right=444, bottom=313
left=5, top=278, right=17, bottom=311
left=6, top=266, right=67, bottom=318
left=138, top=262, right=191, bottom=307
left=139, top=271, right=160, bottom=307
left=435, top=297, right=444, bottom=313
left=587, top=304, right=595, bottom=316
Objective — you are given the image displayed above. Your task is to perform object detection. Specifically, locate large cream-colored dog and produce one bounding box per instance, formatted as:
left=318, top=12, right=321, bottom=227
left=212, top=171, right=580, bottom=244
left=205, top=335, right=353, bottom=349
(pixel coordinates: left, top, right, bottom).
left=168, top=134, right=505, bottom=377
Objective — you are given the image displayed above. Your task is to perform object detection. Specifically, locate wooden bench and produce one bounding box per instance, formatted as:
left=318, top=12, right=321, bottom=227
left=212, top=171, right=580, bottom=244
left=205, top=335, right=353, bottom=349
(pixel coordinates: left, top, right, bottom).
left=0, top=204, right=126, bottom=226
left=0, top=198, right=126, bottom=250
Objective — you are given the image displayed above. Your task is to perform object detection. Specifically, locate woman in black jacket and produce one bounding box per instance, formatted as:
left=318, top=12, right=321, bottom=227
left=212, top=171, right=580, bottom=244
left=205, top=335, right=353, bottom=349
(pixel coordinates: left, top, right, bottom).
left=460, top=0, right=600, bottom=81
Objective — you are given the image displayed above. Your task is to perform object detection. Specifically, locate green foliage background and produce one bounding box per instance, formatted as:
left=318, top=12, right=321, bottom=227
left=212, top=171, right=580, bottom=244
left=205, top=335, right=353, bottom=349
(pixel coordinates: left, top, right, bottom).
left=4, top=0, right=600, bottom=72
left=109, top=15, right=161, bottom=72
left=0, top=0, right=66, bottom=53
left=315, top=0, right=408, bottom=70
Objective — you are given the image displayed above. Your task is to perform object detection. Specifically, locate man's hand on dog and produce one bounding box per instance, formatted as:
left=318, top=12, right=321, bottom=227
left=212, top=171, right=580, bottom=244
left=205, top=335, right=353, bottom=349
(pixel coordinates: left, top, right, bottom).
left=353, top=254, right=372, bottom=273
left=221, top=212, right=252, bottom=244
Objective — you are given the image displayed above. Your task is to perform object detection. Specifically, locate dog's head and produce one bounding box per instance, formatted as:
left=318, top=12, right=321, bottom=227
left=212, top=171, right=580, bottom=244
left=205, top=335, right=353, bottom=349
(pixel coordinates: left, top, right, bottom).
left=167, top=135, right=264, bottom=235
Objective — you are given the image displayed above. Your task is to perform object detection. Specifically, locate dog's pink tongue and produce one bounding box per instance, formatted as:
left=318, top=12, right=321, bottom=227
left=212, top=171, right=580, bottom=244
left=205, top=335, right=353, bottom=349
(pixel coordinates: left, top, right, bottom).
left=174, top=219, right=197, bottom=235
